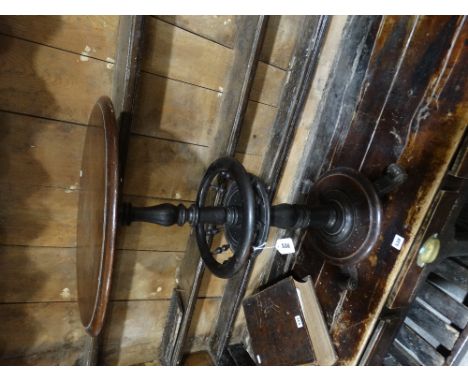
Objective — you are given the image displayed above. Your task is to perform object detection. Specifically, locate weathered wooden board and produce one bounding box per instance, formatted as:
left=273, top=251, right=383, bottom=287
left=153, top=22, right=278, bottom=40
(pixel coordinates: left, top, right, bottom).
left=0, top=302, right=87, bottom=365
left=157, top=16, right=301, bottom=71
left=0, top=298, right=221, bottom=365
left=157, top=16, right=237, bottom=48
left=235, top=153, right=264, bottom=175
left=237, top=101, right=277, bottom=157
left=396, top=324, right=445, bottom=365
left=142, top=17, right=231, bottom=92
left=0, top=246, right=77, bottom=303
left=432, top=258, right=468, bottom=290
left=0, top=244, right=225, bottom=303
left=134, top=72, right=221, bottom=146
left=117, top=195, right=191, bottom=252
left=134, top=72, right=278, bottom=152
left=0, top=35, right=113, bottom=124
left=260, top=16, right=305, bottom=70
left=418, top=282, right=468, bottom=328
left=0, top=185, right=78, bottom=247
left=387, top=342, right=421, bottom=366
left=114, top=250, right=221, bottom=299
left=0, top=16, right=118, bottom=62
left=0, top=111, right=84, bottom=189
left=406, top=301, right=459, bottom=350
left=142, top=17, right=285, bottom=107
left=123, top=135, right=209, bottom=201
left=102, top=298, right=220, bottom=365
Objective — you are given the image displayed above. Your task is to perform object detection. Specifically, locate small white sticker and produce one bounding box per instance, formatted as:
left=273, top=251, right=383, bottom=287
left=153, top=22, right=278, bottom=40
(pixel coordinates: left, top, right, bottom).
left=256, top=354, right=262, bottom=364
left=392, top=234, right=405, bottom=250
left=294, top=315, right=303, bottom=328
left=275, top=238, right=295, bottom=255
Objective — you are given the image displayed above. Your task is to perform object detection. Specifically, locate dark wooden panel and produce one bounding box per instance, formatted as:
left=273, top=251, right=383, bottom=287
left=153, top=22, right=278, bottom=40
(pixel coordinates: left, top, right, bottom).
left=396, top=324, right=445, bottom=365
left=418, top=282, right=468, bottom=328
left=0, top=111, right=85, bottom=189
left=295, top=16, right=468, bottom=364
left=406, top=301, right=459, bottom=349
left=142, top=17, right=285, bottom=107
left=432, top=258, right=468, bottom=290
left=117, top=195, right=191, bottom=252
left=388, top=342, right=421, bottom=366
left=382, top=350, right=402, bottom=366
left=0, top=16, right=118, bottom=62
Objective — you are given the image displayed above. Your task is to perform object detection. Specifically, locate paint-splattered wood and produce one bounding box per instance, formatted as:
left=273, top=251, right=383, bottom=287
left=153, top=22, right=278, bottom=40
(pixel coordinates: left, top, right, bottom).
left=0, top=111, right=84, bottom=189
left=0, top=34, right=113, bottom=124
left=0, top=246, right=77, bottom=303
left=0, top=16, right=118, bottom=62
left=157, top=16, right=237, bottom=48
left=0, top=302, right=87, bottom=365
left=294, top=16, right=468, bottom=364
left=0, top=105, right=263, bottom=207
left=0, top=184, right=78, bottom=247
left=142, top=17, right=285, bottom=107
left=432, top=258, right=468, bottom=290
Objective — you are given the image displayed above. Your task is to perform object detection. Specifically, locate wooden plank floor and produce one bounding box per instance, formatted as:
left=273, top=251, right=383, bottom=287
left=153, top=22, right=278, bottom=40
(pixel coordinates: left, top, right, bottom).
left=0, top=15, right=301, bottom=365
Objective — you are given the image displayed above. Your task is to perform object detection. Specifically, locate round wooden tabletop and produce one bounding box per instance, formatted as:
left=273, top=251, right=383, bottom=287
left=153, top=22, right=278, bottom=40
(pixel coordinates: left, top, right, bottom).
left=76, top=96, right=119, bottom=337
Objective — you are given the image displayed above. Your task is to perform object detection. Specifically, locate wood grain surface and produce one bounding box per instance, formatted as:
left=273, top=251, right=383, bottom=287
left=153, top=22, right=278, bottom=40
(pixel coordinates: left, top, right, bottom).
left=76, top=97, right=119, bottom=337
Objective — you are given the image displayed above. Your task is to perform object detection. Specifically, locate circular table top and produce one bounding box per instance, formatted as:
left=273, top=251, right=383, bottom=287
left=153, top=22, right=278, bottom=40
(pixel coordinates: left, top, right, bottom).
left=76, top=96, right=119, bottom=337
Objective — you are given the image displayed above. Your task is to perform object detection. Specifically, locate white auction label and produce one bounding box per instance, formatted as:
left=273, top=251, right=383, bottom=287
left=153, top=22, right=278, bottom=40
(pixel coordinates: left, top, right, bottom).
left=294, top=315, right=304, bottom=328
left=391, top=234, right=405, bottom=250
left=275, top=238, right=295, bottom=254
